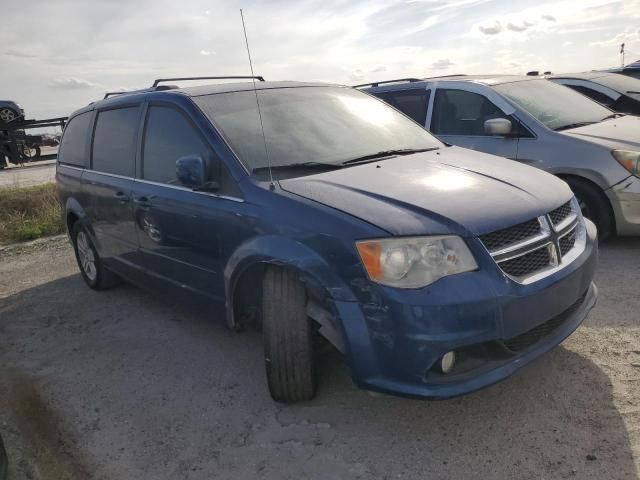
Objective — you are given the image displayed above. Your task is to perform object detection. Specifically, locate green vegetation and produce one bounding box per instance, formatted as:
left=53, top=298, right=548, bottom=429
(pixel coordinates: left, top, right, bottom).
left=0, top=183, right=64, bottom=244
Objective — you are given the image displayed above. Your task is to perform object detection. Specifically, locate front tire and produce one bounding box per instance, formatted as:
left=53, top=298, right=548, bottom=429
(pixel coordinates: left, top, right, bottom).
left=262, top=266, right=316, bottom=402
left=71, top=223, right=120, bottom=290
left=565, top=177, right=613, bottom=238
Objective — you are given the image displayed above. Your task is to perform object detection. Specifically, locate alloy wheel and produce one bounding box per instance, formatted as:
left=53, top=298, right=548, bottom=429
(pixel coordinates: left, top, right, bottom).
left=76, top=231, right=97, bottom=281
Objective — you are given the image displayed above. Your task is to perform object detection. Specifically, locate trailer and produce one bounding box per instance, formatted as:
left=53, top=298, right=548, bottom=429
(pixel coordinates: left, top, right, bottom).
left=1, top=116, right=67, bottom=169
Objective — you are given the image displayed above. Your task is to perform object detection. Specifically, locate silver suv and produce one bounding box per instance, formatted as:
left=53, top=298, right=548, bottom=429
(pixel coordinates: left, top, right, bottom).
left=360, top=75, right=640, bottom=237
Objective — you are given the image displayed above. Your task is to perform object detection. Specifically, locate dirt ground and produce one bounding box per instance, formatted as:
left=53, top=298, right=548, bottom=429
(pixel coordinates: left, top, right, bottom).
left=0, top=159, right=56, bottom=189
left=0, top=236, right=638, bottom=480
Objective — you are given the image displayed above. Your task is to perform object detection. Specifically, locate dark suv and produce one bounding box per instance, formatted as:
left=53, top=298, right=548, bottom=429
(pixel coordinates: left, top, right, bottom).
left=57, top=77, right=598, bottom=402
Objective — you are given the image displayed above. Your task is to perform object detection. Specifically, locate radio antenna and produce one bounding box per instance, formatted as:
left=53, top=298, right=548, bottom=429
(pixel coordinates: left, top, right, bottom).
left=240, top=9, right=274, bottom=189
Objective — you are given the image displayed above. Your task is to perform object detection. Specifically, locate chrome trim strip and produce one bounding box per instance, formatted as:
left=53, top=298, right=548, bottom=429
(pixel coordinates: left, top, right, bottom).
left=133, top=178, right=244, bottom=202
left=57, top=163, right=84, bottom=172
left=490, top=231, right=548, bottom=258
left=493, top=239, right=553, bottom=263
left=554, top=213, right=578, bottom=232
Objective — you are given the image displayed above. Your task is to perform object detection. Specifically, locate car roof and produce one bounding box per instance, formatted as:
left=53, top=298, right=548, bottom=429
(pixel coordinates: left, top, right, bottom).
left=422, top=74, right=530, bottom=85
left=69, top=81, right=340, bottom=119
left=358, top=74, right=536, bottom=91
left=548, top=72, right=617, bottom=81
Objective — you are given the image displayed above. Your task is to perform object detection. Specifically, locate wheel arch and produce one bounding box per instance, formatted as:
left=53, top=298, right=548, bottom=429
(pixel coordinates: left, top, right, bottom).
left=556, top=172, right=616, bottom=233
left=224, top=235, right=357, bottom=349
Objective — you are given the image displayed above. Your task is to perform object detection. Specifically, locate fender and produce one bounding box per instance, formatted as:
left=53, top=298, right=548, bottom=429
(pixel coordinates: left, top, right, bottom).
left=224, top=235, right=359, bottom=329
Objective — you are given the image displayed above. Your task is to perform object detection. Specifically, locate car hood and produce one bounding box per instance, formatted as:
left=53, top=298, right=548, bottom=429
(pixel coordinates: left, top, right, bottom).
left=279, top=146, right=572, bottom=237
left=562, top=115, right=640, bottom=150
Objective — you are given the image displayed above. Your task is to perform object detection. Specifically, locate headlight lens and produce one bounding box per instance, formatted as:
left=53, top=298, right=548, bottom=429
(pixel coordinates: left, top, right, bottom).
left=356, top=235, right=478, bottom=288
left=612, top=150, right=640, bottom=176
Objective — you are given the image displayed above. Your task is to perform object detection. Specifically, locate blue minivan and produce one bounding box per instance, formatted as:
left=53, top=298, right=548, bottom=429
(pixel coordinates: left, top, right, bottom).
left=57, top=77, right=598, bottom=402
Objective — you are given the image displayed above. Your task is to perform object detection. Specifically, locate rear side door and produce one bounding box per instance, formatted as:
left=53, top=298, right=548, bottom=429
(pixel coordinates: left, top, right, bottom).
left=428, top=87, right=520, bottom=159
left=130, top=101, right=243, bottom=302
left=83, top=105, right=142, bottom=267
left=371, top=88, right=430, bottom=127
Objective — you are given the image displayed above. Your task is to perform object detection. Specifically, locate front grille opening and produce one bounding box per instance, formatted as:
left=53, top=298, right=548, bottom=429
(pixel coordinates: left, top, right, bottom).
left=479, top=218, right=542, bottom=252
left=549, top=201, right=572, bottom=226
left=559, top=229, right=577, bottom=256
left=499, top=247, right=551, bottom=277
left=503, top=289, right=588, bottom=352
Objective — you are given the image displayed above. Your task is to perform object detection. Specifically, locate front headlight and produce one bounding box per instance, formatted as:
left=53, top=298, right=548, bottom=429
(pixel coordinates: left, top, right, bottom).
left=355, top=235, right=478, bottom=288
left=612, top=150, right=640, bottom=176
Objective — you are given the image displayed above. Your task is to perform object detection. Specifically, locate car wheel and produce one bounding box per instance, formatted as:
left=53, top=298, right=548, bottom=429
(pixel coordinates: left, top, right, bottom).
left=0, top=107, right=18, bottom=124
left=262, top=266, right=316, bottom=402
left=71, top=223, right=120, bottom=290
left=565, top=177, right=613, bottom=238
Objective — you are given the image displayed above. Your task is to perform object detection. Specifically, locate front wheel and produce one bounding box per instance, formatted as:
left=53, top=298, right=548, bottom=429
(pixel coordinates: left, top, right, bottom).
left=71, top=223, right=120, bottom=290
left=262, top=266, right=316, bottom=402
left=565, top=178, right=613, bottom=238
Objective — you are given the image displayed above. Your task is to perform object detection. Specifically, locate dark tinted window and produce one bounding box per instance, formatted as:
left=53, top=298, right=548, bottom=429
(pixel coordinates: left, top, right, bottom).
left=431, top=89, right=504, bottom=135
left=59, top=112, right=92, bottom=166
left=92, top=106, right=140, bottom=176
left=142, top=106, right=208, bottom=184
left=373, top=89, right=429, bottom=125
left=569, top=85, right=614, bottom=106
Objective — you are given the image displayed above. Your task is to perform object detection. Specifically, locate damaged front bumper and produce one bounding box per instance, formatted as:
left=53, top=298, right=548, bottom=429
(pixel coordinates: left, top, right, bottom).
left=335, top=221, right=598, bottom=399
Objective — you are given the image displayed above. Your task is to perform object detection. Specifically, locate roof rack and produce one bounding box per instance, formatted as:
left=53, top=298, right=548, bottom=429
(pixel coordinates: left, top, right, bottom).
left=353, top=78, right=421, bottom=88
left=152, top=76, right=265, bottom=87
left=103, top=85, right=177, bottom=99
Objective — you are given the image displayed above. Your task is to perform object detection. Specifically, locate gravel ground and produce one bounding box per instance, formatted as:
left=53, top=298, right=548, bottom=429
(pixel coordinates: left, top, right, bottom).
left=0, top=160, right=56, bottom=188
left=0, top=236, right=638, bottom=479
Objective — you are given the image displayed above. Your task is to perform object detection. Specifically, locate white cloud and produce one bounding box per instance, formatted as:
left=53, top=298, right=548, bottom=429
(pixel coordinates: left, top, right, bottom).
left=478, top=21, right=503, bottom=35
left=431, top=59, right=455, bottom=69
left=50, top=77, right=102, bottom=90
left=506, top=21, right=534, bottom=32
left=200, top=49, right=214, bottom=56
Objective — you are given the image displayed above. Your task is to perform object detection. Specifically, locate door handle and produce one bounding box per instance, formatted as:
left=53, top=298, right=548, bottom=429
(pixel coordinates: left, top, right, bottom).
left=114, top=191, right=130, bottom=203
left=133, top=196, right=152, bottom=207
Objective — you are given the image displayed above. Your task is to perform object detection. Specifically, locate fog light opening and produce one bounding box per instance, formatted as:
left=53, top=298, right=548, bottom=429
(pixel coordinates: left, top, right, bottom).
left=440, top=351, right=456, bottom=374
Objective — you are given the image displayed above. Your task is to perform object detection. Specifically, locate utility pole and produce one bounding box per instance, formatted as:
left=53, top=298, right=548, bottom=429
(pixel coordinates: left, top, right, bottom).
left=620, top=43, right=625, bottom=67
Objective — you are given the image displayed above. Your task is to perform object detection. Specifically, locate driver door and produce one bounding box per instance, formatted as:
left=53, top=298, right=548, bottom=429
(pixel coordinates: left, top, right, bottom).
left=428, top=87, right=520, bottom=159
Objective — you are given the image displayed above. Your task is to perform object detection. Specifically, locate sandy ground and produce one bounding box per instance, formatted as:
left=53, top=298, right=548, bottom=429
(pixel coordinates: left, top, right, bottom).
left=0, top=236, right=638, bottom=479
left=0, top=149, right=56, bottom=188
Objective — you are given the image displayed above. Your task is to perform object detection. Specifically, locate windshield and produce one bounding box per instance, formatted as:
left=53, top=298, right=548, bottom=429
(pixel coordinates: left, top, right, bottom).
left=493, top=79, right=612, bottom=130
left=193, top=86, right=441, bottom=174
left=592, top=74, right=640, bottom=96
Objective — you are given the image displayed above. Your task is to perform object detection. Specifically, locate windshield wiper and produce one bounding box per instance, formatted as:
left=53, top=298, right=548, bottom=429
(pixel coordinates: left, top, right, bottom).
left=253, top=162, right=342, bottom=172
left=554, top=121, right=597, bottom=131
left=341, top=148, right=438, bottom=166
left=601, top=113, right=625, bottom=121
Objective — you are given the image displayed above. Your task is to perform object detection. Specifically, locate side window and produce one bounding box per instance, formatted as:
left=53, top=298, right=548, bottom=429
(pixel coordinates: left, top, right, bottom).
left=141, top=105, right=240, bottom=196
left=373, top=89, right=430, bottom=125
left=142, top=106, right=209, bottom=184
left=569, top=85, right=614, bottom=106
left=92, top=106, right=140, bottom=176
left=431, top=89, right=505, bottom=136
left=58, top=112, right=92, bottom=167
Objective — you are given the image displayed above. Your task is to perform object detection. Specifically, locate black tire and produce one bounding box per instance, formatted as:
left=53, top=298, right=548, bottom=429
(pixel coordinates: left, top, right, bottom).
left=71, top=222, right=120, bottom=290
left=564, top=177, right=613, bottom=238
left=262, top=266, right=316, bottom=402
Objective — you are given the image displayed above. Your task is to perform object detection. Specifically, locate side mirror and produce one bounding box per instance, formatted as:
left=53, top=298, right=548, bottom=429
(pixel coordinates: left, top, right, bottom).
left=176, top=155, right=219, bottom=191
left=484, top=118, right=513, bottom=136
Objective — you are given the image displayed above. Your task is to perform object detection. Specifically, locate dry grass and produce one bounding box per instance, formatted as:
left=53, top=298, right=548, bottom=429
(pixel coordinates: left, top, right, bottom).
left=0, top=183, right=64, bottom=244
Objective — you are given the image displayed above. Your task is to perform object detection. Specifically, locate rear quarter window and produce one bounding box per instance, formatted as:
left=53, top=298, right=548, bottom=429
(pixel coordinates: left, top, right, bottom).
left=58, top=112, right=92, bottom=167
left=92, top=106, right=140, bottom=176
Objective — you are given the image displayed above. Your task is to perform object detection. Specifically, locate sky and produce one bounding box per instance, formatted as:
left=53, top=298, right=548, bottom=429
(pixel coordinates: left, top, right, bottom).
left=1, top=0, right=639, bottom=120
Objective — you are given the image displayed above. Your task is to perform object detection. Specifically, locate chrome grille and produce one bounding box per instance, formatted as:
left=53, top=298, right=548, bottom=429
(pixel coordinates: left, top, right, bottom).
left=479, top=199, right=584, bottom=283
left=479, top=218, right=542, bottom=251
left=499, top=247, right=551, bottom=277
left=559, top=229, right=577, bottom=256
left=549, top=201, right=572, bottom=226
